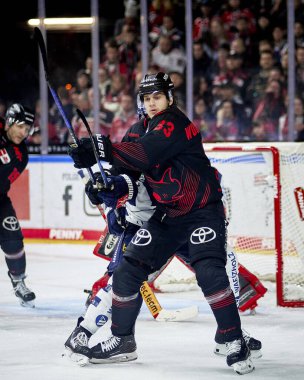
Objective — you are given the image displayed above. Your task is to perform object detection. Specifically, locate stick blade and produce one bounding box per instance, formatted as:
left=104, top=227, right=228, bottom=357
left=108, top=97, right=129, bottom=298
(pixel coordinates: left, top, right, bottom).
left=155, top=305, right=199, bottom=322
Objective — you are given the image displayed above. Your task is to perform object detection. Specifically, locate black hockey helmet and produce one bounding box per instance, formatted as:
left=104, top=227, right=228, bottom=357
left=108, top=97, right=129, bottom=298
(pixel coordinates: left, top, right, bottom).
left=6, top=103, right=35, bottom=133
left=138, top=72, right=174, bottom=100
left=137, top=72, right=174, bottom=118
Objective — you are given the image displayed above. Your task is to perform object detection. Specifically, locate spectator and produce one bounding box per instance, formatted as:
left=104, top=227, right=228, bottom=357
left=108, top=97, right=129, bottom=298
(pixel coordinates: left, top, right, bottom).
left=252, top=79, right=286, bottom=141
left=278, top=96, right=304, bottom=141
left=230, top=16, right=255, bottom=62
left=279, top=50, right=289, bottom=83
left=246, top=50, right=275, bottom=109
left=213, top=51, right=249, bottom=100
left=272, top=25, right=287, bottom=64
left=110, top=92, right=137, bottom=143
left=193, top=40, right=212, bottom=78
left=255, top=12, right=272, bottom=44
left=250, top=119, right=268, bottom=141
left=148, top=0, right=174, bottom=31
left=98, top=67, right=111, bottom=98
left=220, top=0, right=256, bottom=35
left=114, top=0, right=139, bottom=39
left=118, top=28, right=140, bottom=87
left=258, top=39, right=273, bottom=55
left=206, top=43, right=229, bottom=84
left=211, top=82, right=250, bottom=137
left=295, top=21, right=304, bottom=48
left=207, top=17, right=229, bottom=58
left=215, top=100, right=242, bottom=141
left=149, top=14, right=184, bottom=48
left=84, top=56, right=93, bottom=76
left=194, top=76, right=213, bottom=108
left=168, top=71, right=186, bottom=110
left=296, top=45, right=304, bottom=99
left=193, top=96, right=216, bottom=141
left=74, top=69, right=91, bottom=95
left=100, top=39, right=128, bottom=79
left=103, top=73, right=127, bottom=113
left=230, top=37, right=247, bottom=65
left=192, top=0, right=215, bottom=42
left=151, top=35, right=186, bottom=75
left=85, top=87, right=115, bottom=136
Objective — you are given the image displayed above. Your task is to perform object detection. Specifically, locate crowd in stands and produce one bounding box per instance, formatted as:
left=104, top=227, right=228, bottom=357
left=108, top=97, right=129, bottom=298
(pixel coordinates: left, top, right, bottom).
left=6, top=0, right=304, bottom=148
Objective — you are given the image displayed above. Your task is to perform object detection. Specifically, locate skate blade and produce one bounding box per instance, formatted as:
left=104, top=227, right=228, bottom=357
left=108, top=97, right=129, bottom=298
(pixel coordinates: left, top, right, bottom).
left=19, top=299, right=35, bottom=308
left=62, top=347, right=90, bottom=367
left=90, top=352, right=138, bottom=364
left=214, top=345, right=262, bottom=360
left=232, top=358, right=255, bottom=375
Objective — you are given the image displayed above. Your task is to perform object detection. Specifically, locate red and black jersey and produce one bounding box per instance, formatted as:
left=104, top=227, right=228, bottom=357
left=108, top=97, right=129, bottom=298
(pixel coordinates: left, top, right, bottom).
left=0, top=117, right=28, bottom=196
left=112, top=105, right=222, bottom=217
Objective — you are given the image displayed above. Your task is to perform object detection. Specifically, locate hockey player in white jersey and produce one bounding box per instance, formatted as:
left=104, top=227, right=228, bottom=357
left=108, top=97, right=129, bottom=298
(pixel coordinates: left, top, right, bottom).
left=64, top=172, right=263, bottom=367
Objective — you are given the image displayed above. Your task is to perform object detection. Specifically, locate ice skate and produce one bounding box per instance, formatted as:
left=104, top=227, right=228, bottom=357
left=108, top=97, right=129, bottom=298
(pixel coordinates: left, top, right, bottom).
left=226, top=336, right=254, bottom=375
left=63, top=318, right=92, bottom=366
left=8, top=272, right=36, bottom=308
left=214, top=328, right=262, bottom=359
left=90, top=334, right=137, bottom=364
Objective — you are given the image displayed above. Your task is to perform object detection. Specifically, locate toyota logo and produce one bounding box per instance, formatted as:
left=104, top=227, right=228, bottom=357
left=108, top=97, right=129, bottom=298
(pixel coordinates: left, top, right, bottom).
left=190, top=227, right=216, bottom=244
left=2, top=216, right=20, bottom=231
left=131, top=229, right=152, bottom=246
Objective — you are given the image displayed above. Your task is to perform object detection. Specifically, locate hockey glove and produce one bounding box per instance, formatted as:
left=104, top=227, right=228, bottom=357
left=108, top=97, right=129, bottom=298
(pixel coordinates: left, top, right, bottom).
left=85, top=179, right=100, bottom=205
left=106, top=207, right=125, bottom=235
left=95, top=174, right=136, bottom=209
left=84, top=170, right=112, bottom=205
left=94, top=134, right=113, bottom=164
left=68, top=137, right=97, bottom=169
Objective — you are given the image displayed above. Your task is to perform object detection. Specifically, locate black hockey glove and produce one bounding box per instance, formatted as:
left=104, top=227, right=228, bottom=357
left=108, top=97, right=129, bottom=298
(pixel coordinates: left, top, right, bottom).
left=68, top=138, right=97, bottom=169
left=85, top=179, right=100, bottom=205
left=94, top=134, right=113, bottom=164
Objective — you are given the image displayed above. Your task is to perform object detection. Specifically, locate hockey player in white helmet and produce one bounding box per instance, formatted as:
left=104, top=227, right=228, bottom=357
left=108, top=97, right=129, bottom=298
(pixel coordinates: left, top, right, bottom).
left=64, top=171, right=263, bottom=367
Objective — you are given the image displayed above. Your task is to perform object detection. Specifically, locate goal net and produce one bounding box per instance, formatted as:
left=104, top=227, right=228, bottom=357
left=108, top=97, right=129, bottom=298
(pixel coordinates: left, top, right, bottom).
left=151, top=143, right=304, bottom=307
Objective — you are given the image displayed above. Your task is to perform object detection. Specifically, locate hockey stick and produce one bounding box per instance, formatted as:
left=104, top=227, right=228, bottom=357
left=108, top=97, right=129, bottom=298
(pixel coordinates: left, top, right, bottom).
left=33, top=27, right=96, bottom=182
left=90, top=232, right=199, bottom=322
left=140, top=281, right=199, bottom=322
left=77, top=169, right=107, bottom=221
left=76, top=109, right=109, bottom=188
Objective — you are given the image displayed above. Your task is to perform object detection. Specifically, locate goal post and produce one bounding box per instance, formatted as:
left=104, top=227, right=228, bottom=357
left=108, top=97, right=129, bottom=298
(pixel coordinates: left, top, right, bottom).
left=205, top=142, right=304, bottom=307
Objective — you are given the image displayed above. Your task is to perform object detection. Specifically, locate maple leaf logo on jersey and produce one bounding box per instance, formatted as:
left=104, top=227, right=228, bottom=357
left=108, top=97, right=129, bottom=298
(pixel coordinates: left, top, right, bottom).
left=147, top=167, right=182, bottom=203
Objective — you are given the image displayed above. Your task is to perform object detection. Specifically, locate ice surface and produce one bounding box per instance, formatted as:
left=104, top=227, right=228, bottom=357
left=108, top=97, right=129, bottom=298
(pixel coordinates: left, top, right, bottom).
left=1, top=243, right=304, bottom=380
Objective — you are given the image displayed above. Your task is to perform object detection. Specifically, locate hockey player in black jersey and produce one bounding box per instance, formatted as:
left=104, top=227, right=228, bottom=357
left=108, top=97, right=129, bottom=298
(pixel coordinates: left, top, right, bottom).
left=0, top=103, right=36, bottom=307
left=68, top=72, right=255, bottom=374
